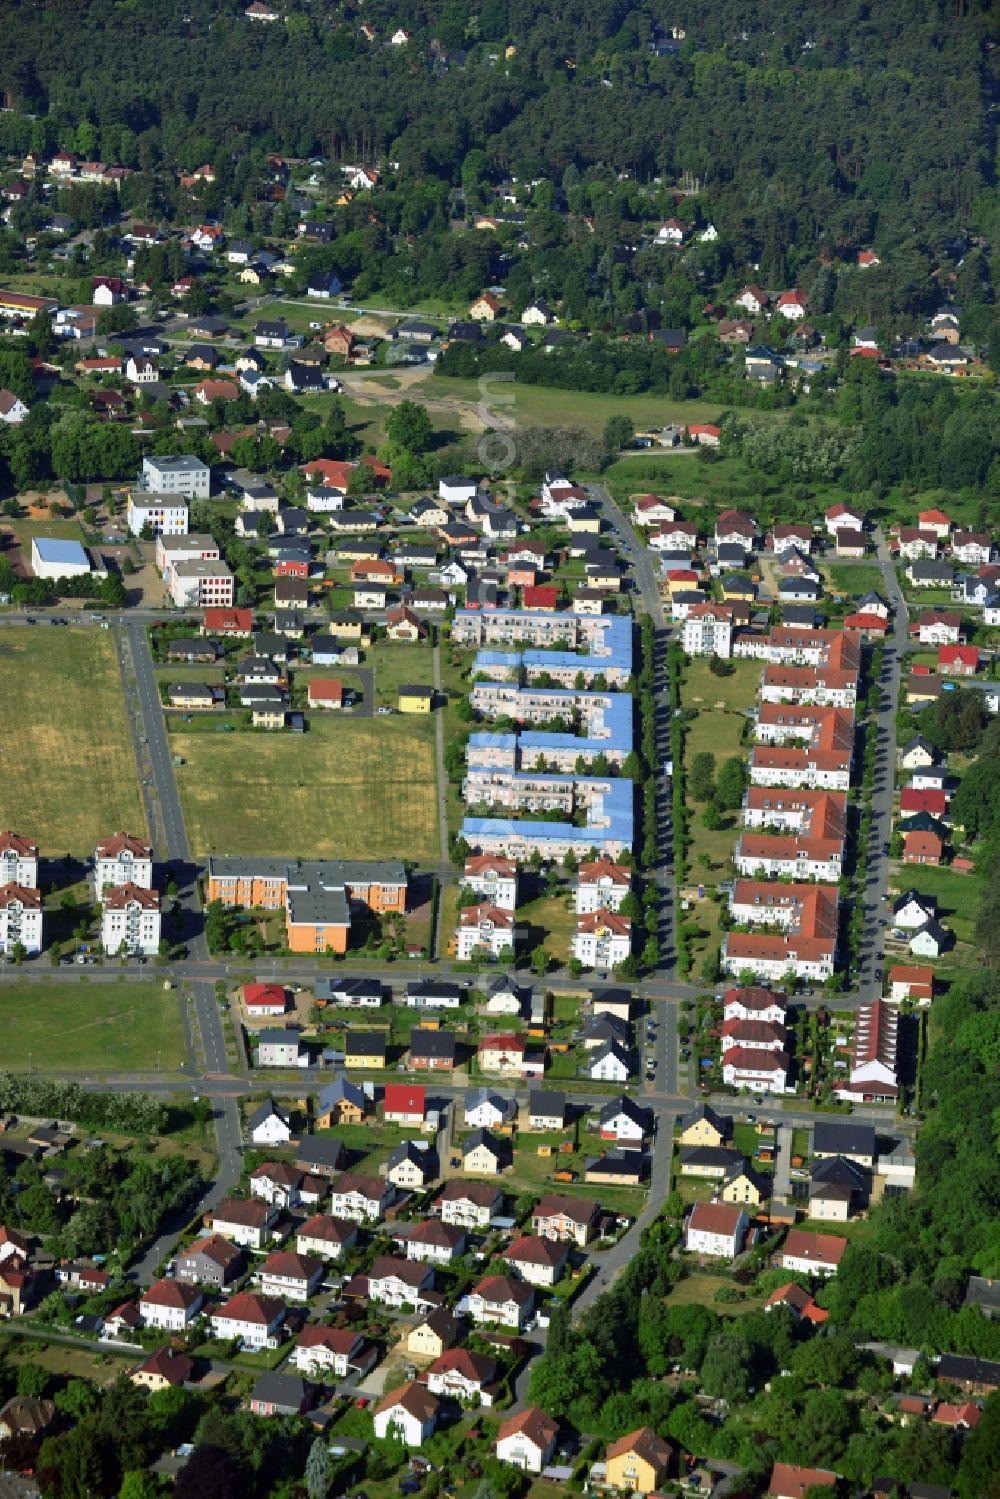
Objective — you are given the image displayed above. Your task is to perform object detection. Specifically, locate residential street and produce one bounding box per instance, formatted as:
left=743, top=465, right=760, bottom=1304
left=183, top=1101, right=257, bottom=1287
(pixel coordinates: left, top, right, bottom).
left=588, top=481, right=677, bottom=982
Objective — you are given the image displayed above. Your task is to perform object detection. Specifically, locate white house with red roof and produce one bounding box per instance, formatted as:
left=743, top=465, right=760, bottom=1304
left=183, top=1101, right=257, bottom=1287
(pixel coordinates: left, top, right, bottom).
left=95, top=833, right=153, bottom=890
left=572, top=910, right=631, bottom=968
left=462, top=856, right=519, bottom=909
left=427, top=1348, right=499, bottom=1406
left=290, top=1324, right=367, bottom=1378
left=687, top=423, right=721, bottom=447
left=139, top=1278, right=204, bottom=1331
left=685, top=1202, right=748, bottom=1258
left=776, top=289, right=808, bottom=320
left=457, top=903, right=515, bottom=960
left=825, top=502, right=865, bottom=535
left=496, top=1407, right=560, bottom=1473
left=575, top=859, right=631, bottom=914
left=243, top=982, right=288, bottom=1016
left=734, top=285, right=769, bottom=314
left=209, top=1291, right=286, bottom=1349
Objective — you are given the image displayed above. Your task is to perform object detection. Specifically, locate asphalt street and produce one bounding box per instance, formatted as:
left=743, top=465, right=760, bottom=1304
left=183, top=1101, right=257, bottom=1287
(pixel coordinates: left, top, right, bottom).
left=588, top=481, right=678, bottom=988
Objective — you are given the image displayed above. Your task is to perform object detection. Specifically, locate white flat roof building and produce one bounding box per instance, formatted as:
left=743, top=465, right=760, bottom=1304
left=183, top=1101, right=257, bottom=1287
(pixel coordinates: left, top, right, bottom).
left=31, top=536, right=91, bottom=579
left=140, top=453, right=211, bottom=498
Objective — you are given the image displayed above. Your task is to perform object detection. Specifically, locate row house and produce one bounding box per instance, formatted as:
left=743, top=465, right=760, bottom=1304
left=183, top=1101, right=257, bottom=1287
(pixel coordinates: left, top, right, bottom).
left=759, top=663, right=858, bottom=708
left=834, top=998, right=898, bottom=1104
left=742, top=787, right=848, bottom=833
left=755, top=702, right=849, bottom=746
left=733, top=830, right=843, bottom=882
left=765, top=627, right=862, bottom=674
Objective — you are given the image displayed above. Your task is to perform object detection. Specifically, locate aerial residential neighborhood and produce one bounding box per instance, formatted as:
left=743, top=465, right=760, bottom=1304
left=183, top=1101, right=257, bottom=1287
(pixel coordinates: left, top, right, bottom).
left=0, top=5, right=995, bottom=1499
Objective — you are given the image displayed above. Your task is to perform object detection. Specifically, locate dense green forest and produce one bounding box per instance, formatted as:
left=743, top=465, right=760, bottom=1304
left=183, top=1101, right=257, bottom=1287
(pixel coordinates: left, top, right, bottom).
left=0, top=0, right=997, bottom=300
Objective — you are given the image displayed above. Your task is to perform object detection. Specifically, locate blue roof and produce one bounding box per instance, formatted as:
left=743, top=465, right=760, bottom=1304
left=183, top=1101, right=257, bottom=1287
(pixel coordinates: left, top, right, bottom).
left=463, top=779, right=633, bottom=851
left=32, top=537, right=89, bottom=566
left=468, top=732, right=518, bottom=751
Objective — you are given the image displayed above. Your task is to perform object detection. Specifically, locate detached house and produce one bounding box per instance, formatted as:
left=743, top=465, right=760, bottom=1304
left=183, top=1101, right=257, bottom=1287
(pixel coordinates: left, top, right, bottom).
left=210, top=1291, right=286, bottom=1350
left=373, top=1384, right=439, bottom=1448
left=467, top=1274, right=535, bottom=1329
left=497, top=1407, right=559, bottom=1475
left=685, top=1202, right=748, bottom=1259
left=139, top=1279, right=204, bottom=1332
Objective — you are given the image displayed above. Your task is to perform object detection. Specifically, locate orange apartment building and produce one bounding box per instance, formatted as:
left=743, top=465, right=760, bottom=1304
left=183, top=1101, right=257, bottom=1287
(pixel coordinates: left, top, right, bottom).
left=206, top=857, right=407, bottom=954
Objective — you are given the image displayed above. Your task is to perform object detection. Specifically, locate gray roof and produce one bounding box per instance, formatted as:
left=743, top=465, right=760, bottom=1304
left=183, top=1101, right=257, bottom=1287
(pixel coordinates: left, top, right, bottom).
left=295, top=1136, right=348, bottom=1170
left=528, top=1089, right=565, bottom=1120
left=813, top=1119, right=875, bottom=1158
left=247, top=1096, right=289, bottom=1130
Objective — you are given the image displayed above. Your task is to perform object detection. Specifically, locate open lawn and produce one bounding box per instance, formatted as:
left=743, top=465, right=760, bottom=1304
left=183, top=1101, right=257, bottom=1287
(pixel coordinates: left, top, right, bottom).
left=170, top=714, right=439, bottom=862
left=823, top=564, right=886, bottom=599
left=427, top=375, right=726, bottom=438
left=369, top=640, right=436, bottom=704
left=667, top=1272, right=764, bottom=1314
left=681, top=658, right=757, bottom=874
left=890, top=859, right=985, bottom=951
left=0, top=981, right=184, bottom=1072
left=0, top=627, right=146, bottom=853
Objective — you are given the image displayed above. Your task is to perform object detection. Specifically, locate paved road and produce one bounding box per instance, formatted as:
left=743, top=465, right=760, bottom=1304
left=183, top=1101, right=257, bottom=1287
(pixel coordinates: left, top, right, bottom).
left=852, top=529, right=909, bottom=1001
left=122, top=622, right=244, bottom=1263
left=431, top=641, right=450, bottom=867
left=587, top=482, right=677, bottom=981
left=772, top=1122, right=794, bottom=1200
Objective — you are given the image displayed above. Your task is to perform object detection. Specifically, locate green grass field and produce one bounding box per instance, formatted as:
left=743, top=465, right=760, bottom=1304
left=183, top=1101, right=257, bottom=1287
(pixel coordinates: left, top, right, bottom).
left=426, top=374, right=725, bottom=437
left=891, top=860, right=985, bottom=952
left=369, top=641, right=436, bottom=704
left=0, top=628, right=146, bottom=853
left=682, top=659, right=757, bottom=872
left=823, top=564, right=886, bottom=598
left=0, top=981, right=184, bottom=1072
left=169, top=715, right=439, bottom=862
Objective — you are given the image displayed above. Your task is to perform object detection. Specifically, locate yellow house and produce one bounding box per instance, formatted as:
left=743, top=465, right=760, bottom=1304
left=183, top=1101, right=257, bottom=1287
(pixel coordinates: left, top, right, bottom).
left=722, top=577, right=756, bottom=602
left=239, top=264, right=266, bottom=284
left=463, top=1133, right=505, bottom=1176
left=678, top=1104, right=728, bottom=1149
left=398, top=685, right=434, bottom=714
left=407, top=1308, right=457, bottom=1361
left=720, top=1162, right=768, bottom=1208
left=605, top=1427, right=673, bottom=1495
left=470, top=292, right=503, bottom=321
left=567, top=510, right=601, bottom=534
left=345, top=1031, right=387, bottom=1069
left=326, top=614, right=368, bottom=641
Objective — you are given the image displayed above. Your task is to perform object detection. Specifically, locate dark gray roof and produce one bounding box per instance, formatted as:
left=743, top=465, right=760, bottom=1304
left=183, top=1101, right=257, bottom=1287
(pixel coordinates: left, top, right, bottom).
left=295, top=1136, right=348, bottom=1170
left=812, top=1119, right=875, bottom=1158
left=247, top=1096, right=289, bottom=1131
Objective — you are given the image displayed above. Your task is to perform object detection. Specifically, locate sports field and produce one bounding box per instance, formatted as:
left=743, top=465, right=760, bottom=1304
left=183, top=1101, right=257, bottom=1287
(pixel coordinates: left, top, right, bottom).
left=0, top=981, right=184, bottom=1071
left=0, top=628, right=145, bottom=853
left=170, top=715, right=439, bottom=862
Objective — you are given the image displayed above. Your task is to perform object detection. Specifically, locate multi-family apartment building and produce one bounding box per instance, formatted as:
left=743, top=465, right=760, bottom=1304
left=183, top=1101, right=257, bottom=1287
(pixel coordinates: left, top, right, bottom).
left=139, top=453, right=211, bottom=498
left=205, top=857, right=407, bottom=954
left=101, top=883, right=161, bottom=956
left=0, top=832, right=39, bottom=887
left=126, top=491, right=189, bottom=538
left=95, top=833, right=153, bottom=890
left=168, top=557, right=235, bottom=608
left=0, top=884, right=42, bottom=954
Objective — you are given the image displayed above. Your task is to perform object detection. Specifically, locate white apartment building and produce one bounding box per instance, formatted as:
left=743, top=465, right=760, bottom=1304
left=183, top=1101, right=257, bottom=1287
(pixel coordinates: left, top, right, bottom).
left=101, top=883, right=161, bottom=956
left=456, top=904, right=515, bottom=961
left=168, top=557, right=235, bottom=608
left=140, top=454, right=211, bottom=498
left=571, top=910, right=631, bottom=968
left=575, top=859, right=630, bottom=913
left=127, top=490, right=189, bottom=538
left=155, top=532, right=221, bottom=574
left=0, top=885, right=43, bottom=955
left=0, top=832, right=38, bottom=887
left=462, top=856, right=518, bottom=909
left=683, top=604, right=734, bottom=658
left=95, top=833, right=153, bottom=890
